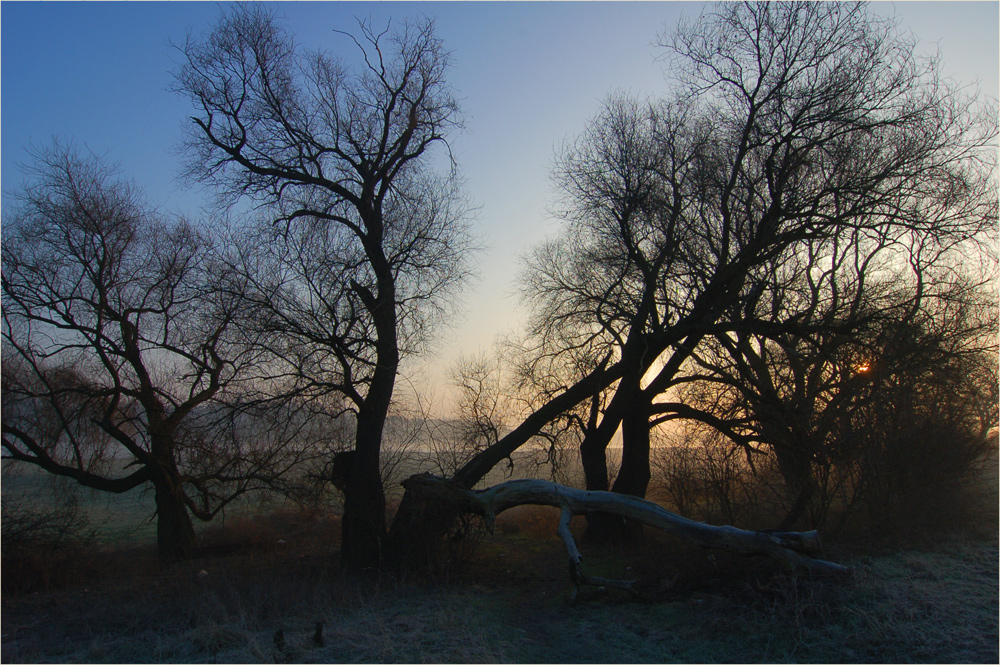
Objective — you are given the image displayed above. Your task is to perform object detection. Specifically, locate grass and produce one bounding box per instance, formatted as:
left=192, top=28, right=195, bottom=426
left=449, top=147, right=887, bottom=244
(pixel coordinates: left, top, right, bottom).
left=3, top=499, right=997, bottom=663
left=3, top=454, right=997, bottom=663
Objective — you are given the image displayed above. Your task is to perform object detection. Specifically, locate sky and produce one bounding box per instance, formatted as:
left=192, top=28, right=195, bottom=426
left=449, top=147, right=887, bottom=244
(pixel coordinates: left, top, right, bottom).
left=2, top=0, right=998, bottom=412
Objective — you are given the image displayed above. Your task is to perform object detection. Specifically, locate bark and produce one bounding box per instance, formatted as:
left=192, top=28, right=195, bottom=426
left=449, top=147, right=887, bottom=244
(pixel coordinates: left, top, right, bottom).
left=342, top=380, right=392, bottom=572
left=340, top=237, right=396, bottom=573
left=773, top=443, right=818, bottom=530
left=401, top=474, right=847, bottom=594
left=578, top=416, right=621, bottom=543
left=383, top=482, right=470, bottom=574
left=340, top=453, right=387, bottom=572
left=614, top=400, right=652, bottom=498
left=609, top=396, right=653, bottom=542
left=151, top=465, right=196, bottom=561
left=579, top=423, right=613, bottom=493
left=580, top=368, right=644, bottom=542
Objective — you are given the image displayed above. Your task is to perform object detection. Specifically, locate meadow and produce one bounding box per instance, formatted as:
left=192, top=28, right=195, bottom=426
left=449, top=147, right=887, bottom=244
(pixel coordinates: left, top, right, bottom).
left=2, top=449, right=997, bottom=663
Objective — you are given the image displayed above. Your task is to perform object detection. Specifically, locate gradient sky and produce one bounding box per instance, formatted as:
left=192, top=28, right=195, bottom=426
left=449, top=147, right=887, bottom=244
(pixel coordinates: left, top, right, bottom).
left=3, top=1, right=998, bottom=409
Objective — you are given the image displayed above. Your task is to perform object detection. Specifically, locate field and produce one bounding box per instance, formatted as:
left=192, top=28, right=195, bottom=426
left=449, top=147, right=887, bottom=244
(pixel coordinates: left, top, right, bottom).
left=0, top=444, right=595, bottom=548
left=1, top=456, right=997, bottom=663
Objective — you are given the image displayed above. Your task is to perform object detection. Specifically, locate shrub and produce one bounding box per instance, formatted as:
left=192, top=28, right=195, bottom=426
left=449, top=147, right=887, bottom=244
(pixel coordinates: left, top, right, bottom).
left=1, top=492, right=102, bottom=595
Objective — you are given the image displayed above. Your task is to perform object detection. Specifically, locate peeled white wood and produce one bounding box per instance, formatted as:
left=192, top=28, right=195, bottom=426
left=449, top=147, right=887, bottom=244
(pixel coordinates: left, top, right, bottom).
left=402, top=474, right=849, bottom=591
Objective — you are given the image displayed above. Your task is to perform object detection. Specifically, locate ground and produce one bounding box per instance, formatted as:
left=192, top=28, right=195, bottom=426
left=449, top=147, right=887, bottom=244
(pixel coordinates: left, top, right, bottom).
left=2, top=502, right=998, bottom=664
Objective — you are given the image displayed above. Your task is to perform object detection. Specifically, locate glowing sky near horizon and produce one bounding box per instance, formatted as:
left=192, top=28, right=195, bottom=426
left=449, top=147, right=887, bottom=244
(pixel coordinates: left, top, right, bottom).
left=3, top=1, right=997, bottom=412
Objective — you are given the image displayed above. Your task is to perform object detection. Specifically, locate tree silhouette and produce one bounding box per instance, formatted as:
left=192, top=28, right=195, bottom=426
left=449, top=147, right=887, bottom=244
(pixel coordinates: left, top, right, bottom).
left=174, top=6, right=472, bottom=571
left=1, top=146, right=307, bottom=560
left=396, top=1, right=996, bottom=545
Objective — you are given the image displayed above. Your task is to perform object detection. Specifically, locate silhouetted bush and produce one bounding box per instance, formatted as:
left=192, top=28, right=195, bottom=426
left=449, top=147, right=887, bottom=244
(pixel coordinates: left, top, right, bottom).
left=1, top=492, right=103, bottom=595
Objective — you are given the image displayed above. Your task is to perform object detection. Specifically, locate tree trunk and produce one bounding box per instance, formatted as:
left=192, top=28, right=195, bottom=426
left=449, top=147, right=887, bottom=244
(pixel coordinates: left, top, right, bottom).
left=579, top=418, right=621, bottom=543
left=152, top=465, right=196, bottom=561
left=383, top=481, right=468, bottom=575
left=401, top=474, right=848, bottom=595
left=579, top=429, right=611, bottom=493
left=341, top=458, right=386, bottom=573
left=582, top=370, right=646, bottom=543
left=610, top=397, right=653, bottom=541
left=342, top=404, right=390, bottom=573
left=614, top=398, right=653, bottom=498
left=774, top=443, right=818, bottom=530
left=340, top=244, right=397, bottom=573
left=341, top=309, right=393, bottom=572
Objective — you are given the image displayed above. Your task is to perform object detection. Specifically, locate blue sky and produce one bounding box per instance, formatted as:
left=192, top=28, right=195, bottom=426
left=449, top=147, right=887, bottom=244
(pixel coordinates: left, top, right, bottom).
left=3, top=1, right=998, bottom=406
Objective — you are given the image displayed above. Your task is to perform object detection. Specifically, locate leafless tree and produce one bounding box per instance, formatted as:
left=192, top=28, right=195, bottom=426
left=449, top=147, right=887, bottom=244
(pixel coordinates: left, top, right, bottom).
left=656, top=225, right=995, bottom=527
left=841, top=292, right=998, bottom=536
left=407, top=1, right=996, bottom=544
left=174, top=6, right=473, bottom=571
left=528, top=92, right=711, bottom=508
left=1, top=145, right=312, bottom=560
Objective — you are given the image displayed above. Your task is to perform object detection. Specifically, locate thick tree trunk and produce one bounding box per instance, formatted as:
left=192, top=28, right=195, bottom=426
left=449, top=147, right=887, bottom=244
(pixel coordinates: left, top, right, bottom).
left=614, top=413, right=652, bottom=496
left=582, top=370, right=646, bottom=542
left=383, top=481, right=468, bottom=575
left=152, top=465, right=196, bottom=561
left=401, top=475, right=847, bottom=594
left=340, top=245, right=397, bottom=573
left=774, top=444, right=817, bottom=530
left=579, top=418, right=621, bottom=543
left=341, top=457, right=387, bottom=573
left=610, top=397, right=653, bottom=541
left=579, top=429, right=611, bottom=493
left=342, top=402, right=391, bottom=573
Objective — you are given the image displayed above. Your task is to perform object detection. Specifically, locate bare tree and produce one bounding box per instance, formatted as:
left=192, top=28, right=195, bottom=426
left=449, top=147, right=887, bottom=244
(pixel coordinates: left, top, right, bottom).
left=1, top=145, right=308, bottom=560
left=401, top=1, right=996, bottom=546
left=655, top=225, right=996, bottom=529
left=826, top=274, right=998, bottom=533
left=174, top=6, right=472, bottom=571
left=531, top=92, right=710, bottom=509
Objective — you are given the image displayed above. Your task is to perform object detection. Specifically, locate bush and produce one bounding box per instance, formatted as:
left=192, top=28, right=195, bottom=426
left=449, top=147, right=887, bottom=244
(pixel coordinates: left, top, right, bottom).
left=838, top=410, right=995, bottom=542
left=1, top=493, right=102, bottom=595
left=649, top=411, right=996, bottom=544
left=650, top=429, right=784, bottom=528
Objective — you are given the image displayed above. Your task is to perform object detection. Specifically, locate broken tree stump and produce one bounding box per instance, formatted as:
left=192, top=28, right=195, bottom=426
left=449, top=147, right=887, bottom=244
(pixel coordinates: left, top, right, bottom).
left=400, top=474, right=848, bottom=595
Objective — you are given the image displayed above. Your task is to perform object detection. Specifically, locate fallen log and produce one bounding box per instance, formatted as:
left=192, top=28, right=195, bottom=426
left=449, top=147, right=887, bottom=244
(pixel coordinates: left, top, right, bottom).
left=401, top=474, right=847, bottom=596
